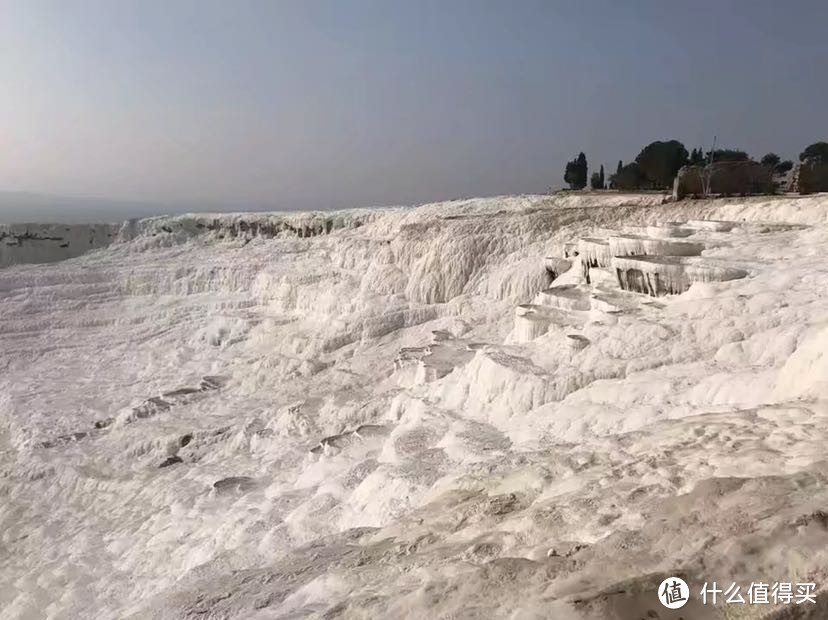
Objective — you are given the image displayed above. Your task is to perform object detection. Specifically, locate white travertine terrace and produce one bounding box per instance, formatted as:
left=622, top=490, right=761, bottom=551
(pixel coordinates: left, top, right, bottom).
left=612, top=255, right=748, bottom=295
left=533, top=284, right=591, bottom=311
left=622, top=223, right=695, bottom=237
left=543, top=256, right=572, bottom=277
left=607, top=234, right=705, bottom=259
left=4, top=193, right=828, bottom=619
left=577, top=237, right=611, bottom=282
left=685, top=218, right=737, bottom=232
left=577, top=237, right=612, bottom=267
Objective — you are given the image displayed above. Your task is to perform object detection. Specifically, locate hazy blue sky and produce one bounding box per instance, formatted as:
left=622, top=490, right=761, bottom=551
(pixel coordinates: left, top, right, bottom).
left=1, top=0, right=826, bottom=218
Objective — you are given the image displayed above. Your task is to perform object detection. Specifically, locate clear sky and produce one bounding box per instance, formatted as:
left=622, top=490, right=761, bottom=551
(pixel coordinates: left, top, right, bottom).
left=1, top=0, right=826, bottom=218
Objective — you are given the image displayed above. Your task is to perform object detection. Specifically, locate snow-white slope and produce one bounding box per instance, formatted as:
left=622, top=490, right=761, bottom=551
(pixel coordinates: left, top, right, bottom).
left=2, top=193, right=828, bottom=619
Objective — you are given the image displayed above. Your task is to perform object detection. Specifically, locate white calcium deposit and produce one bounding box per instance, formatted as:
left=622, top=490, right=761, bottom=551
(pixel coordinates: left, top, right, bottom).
left=2, top=193, right=828, bottom=619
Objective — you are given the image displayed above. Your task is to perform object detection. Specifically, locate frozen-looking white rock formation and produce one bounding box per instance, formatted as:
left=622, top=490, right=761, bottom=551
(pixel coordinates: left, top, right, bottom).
left=607, top=234, right=705, bottom=258
left=3, top=193, right=828, bottom=619
left=613, top=255, right=748, bottom=295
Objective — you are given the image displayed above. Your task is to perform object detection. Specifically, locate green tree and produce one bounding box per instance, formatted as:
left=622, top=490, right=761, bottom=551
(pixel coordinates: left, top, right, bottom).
left=564, top=152, right=588, bottom=189
left=708, top=149, right=749, bottom=162
left=577, top=152, right=588, bottom=188
left=635, top=140, right=689, bottom=189
left=599, top=164, right=605, bottom=188
left=689, top=148, right=706, bottom=166
left=776, top=160, right=794, bottom=174
left=799, top=142, right=828, bottom=163
left=564, top=159, right=578, bottom=189
left=760, top=153, right=781, bottom=168
left=609, top=162, right=643, bottom=190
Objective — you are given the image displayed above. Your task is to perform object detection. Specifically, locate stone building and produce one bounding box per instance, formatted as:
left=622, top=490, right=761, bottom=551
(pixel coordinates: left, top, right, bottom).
left=672, top=161, right=774, bottom=200
left=787, top=161, right=828, bottom=194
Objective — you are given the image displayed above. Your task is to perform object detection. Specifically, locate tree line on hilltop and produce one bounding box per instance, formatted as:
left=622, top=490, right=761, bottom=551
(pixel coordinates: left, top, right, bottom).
left=562, top=140, right=828, bottom=191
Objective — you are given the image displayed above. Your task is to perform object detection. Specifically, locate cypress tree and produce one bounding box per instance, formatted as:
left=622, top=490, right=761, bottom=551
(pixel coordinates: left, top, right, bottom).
left=576, top=152, right=588, bottom=189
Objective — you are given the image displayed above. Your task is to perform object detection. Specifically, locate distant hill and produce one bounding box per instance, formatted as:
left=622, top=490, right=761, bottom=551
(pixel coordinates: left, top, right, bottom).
left=0, top=191, right=357, bottom=224
left=0, top=191, right=175, bottom=224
